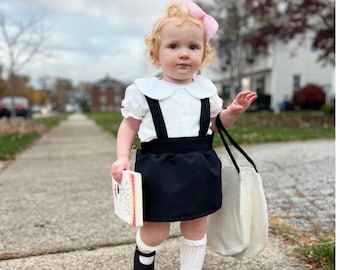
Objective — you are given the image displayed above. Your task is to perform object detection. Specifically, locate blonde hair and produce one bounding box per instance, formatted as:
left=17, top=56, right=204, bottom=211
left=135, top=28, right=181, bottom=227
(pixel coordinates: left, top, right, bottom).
left=145, top=2, right=215, bottom=66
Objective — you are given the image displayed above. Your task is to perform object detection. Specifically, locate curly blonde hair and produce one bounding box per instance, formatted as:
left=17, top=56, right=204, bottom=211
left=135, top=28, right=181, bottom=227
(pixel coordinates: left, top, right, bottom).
left=145, top=2, right=215, bottom=67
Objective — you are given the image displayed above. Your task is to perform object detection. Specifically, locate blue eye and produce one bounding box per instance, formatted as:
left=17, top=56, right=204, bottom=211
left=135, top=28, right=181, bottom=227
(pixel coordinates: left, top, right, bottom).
left=169, top=44, right=178, bottom=49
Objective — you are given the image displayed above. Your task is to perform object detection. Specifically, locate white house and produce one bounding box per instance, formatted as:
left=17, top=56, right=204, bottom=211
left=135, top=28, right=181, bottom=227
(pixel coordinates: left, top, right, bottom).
left=205, top=35, right=335, bottom=112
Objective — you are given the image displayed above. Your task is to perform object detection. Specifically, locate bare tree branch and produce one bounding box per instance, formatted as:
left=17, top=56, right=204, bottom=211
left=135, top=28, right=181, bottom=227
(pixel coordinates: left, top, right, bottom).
left=0, top=13, right=48, bottom=73
left=0, top=11, right=50, bottom=116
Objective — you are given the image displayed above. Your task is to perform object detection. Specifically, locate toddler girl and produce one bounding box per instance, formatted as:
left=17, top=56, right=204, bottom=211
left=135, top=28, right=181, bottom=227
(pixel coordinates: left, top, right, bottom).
left=111, top=2, right=257, bottom=269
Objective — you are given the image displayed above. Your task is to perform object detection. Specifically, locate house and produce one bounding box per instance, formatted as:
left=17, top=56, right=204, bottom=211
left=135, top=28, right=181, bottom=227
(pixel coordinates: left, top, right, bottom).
left=208, top=36, right=335, bottom=112
left=91, top=75, right=127, bottom=112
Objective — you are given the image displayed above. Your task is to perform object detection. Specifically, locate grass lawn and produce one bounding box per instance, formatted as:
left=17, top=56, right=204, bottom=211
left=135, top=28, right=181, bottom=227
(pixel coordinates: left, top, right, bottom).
left=0, top=113, right=69, bottom=160
left=223, top=110, right=334, bottom=143
left=0, top=132, right=41, bottom=160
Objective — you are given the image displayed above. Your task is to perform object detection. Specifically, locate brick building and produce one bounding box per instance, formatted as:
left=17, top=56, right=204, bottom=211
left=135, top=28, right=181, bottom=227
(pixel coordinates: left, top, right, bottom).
left=91, top=75, right=127, bottom=112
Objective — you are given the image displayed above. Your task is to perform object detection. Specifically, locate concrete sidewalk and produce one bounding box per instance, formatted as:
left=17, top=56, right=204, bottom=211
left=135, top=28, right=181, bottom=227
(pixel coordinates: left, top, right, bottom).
left=0, top=113, right=334, bottom=269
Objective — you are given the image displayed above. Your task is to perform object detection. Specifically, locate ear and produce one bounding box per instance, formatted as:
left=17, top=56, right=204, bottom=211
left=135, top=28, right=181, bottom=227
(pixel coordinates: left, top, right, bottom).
left=150, top=51, right=160, bottom=66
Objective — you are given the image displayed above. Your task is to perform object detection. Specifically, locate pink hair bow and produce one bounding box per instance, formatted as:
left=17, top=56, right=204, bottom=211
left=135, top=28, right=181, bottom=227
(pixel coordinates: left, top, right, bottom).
left=182, top=2, right=219, bottom=41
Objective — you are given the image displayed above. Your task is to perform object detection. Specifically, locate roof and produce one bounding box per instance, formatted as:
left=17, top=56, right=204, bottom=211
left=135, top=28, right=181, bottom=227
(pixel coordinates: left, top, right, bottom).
left=93, top=75, right=127, bottom=87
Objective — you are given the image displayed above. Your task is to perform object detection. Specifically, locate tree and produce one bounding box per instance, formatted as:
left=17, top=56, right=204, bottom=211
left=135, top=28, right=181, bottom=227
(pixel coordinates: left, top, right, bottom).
left=0, top=64, right=6, bottom=97
left=37, top=75, right=53, bottom=107
left=31, top=89, right=47, bottom=105
left=244, top=0, right=335, bottom=66
left=11, top=74, right=31, bottom=99
left=53, top=78, right=74, bottom=111
left=0, top=12, right=49, bottom=116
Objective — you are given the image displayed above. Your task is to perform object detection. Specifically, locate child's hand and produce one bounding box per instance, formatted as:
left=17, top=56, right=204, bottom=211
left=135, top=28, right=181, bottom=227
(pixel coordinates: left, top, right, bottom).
left=111, top=157, right=130, bottom=184
left=229, top=90, right=257, bottom=115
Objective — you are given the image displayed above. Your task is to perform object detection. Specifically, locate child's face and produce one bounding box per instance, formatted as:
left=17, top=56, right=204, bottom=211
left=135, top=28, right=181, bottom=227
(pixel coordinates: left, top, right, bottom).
left=156, top=20, right=204, bottom=84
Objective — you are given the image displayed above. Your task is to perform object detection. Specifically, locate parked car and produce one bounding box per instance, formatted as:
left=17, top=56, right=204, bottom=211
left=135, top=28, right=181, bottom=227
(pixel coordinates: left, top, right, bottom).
left=0, top=102, right=11, bottom=118
left=15, top=103, right=28, bottom=118
left=0, top=96, right=29, bottom=118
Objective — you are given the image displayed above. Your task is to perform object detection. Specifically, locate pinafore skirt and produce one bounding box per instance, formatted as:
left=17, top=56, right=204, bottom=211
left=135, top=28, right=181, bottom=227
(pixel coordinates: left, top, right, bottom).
left=135, top=97, right=222, bottom=222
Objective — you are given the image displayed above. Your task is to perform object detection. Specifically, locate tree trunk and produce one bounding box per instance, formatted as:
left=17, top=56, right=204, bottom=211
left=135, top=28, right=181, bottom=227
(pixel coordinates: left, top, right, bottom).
left=8, top=72, right=16, bottom=117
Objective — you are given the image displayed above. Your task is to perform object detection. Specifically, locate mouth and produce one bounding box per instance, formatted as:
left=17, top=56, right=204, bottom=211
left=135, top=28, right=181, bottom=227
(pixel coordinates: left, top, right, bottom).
left=177, top=63, right=190, bottom=67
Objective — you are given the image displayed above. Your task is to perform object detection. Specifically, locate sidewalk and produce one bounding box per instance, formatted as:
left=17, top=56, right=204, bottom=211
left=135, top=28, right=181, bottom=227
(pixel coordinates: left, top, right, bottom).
left=0, top=113, right=334, bottom=270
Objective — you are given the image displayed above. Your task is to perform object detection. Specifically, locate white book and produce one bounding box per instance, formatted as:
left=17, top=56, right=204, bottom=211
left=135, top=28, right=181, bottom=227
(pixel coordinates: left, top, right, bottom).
left=112, top=170, right=143, bottom=228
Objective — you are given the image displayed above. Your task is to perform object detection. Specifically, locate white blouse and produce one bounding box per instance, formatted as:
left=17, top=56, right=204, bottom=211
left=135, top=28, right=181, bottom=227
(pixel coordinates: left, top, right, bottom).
left=121, top=76, right=223, bottom=142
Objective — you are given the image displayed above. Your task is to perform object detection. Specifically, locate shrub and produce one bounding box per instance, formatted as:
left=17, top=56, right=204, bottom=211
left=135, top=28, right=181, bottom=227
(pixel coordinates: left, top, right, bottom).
left=293, top=84, right=326, bottom=110
left=321, top=103, right=335, bottom=114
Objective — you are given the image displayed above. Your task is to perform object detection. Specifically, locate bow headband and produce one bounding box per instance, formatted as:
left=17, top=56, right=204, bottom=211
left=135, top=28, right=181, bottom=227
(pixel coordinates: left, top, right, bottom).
left=182, top=2, right=219, bottom=41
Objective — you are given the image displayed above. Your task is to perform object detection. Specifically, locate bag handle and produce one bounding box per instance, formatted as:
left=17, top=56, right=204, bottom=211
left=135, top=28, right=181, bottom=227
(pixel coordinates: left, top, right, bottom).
left=216, top=113, right=258, bottom=173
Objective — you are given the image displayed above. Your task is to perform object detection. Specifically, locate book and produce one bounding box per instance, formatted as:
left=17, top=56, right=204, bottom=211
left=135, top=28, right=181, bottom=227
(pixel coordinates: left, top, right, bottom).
left=112, top=170, right=143, bottom=228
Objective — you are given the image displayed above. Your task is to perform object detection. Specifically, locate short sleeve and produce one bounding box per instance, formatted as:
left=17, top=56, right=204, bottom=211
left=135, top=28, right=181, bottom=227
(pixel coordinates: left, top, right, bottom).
left=121, top=84, right=148, bottom=120
left=210, top=93, right=223, bottom=118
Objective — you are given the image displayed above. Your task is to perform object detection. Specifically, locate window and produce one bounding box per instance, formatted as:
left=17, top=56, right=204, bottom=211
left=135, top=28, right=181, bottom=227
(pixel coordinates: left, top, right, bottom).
left=100, top=95, right=107, bottom=104
left=293, top=75, right=301, bottom=91
left=222, top=84, right=231, bottom=100
left=114, top=86, right=121, bottom=94
left=255, top=76, right=265, bottom=94
left=114, top=96, right=121, bottom=105
left=309, top=37, right=317, bottom=52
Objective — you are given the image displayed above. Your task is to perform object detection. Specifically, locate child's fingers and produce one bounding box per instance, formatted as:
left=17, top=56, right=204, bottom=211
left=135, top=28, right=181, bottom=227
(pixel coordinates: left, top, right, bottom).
left=111, top=164, right=123, bottom=183
left=237, top=91, right=257, bottom=103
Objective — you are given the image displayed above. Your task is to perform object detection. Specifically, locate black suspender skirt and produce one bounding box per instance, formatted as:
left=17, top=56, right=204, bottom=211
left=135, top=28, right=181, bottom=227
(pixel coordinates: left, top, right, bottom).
left=135, top=97, right=222, bottom=222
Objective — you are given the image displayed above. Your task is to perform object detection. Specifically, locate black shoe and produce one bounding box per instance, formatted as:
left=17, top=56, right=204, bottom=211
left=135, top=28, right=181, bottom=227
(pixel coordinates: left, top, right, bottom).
left=133, top=245, right=156, bottom=270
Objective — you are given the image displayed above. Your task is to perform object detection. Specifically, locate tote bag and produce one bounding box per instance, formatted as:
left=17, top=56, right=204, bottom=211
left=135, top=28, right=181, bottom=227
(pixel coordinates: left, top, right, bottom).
left=206, top=114, right=269, bottom=260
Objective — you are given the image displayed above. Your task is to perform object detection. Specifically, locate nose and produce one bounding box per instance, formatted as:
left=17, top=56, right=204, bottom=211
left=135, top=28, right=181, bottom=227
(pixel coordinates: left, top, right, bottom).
left=179, top=48, right=189, bottom=59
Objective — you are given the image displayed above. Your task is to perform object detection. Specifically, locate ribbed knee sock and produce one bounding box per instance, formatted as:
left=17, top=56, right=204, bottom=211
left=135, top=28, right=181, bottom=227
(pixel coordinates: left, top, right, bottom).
left=136, top=230, right=162, bottom=265
left=180, top=235, right=207, bottom=270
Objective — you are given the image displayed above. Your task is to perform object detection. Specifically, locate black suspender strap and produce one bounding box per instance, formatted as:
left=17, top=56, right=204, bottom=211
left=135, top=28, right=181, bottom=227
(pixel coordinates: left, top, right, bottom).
left=145, top=96, right=210, bottom=139
left=145, top=96, right=168, bottom=139
left=199, top=98, right=210, bottom=136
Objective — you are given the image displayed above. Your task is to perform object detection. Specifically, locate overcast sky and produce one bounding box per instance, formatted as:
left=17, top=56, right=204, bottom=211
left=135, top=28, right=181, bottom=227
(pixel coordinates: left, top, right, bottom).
left=0, top=0, right=205, bottom=87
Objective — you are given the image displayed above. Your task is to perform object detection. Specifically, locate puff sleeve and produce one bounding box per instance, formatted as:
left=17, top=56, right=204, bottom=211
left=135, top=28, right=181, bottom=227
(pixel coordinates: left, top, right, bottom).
left=210, top=92, right=223, bottom=118
left=121, top=84, right=148, bottom=120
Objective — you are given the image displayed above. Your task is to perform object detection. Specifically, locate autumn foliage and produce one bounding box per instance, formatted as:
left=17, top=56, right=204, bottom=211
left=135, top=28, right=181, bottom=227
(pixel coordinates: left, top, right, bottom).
left=244, top=0, right=335, bottom=66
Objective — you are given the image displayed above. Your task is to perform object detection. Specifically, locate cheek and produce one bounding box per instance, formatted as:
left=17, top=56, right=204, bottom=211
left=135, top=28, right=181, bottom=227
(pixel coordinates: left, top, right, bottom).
left=194, top=52, right=204, bottom=65
left=159, top=50, right=173, bottom=64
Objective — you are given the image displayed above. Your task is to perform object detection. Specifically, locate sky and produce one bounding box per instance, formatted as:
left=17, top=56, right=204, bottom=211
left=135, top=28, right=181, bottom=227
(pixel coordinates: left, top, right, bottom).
left=0, top=0, right=197, bottom=88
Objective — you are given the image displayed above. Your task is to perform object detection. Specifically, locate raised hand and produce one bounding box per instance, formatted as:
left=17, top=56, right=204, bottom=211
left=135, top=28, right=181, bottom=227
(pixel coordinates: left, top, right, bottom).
left=228, top=91, right=257, bottom=115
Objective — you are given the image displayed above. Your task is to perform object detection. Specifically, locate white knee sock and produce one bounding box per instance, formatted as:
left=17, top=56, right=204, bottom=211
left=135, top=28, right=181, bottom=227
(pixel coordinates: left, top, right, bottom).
left=180, top=235, right=207, bottom=270
left=136, top=230, right=162, bottom=265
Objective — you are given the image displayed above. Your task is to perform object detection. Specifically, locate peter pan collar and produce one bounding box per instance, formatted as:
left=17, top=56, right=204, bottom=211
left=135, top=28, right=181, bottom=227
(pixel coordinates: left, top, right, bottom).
left=134, top=76, right=217, bottom=100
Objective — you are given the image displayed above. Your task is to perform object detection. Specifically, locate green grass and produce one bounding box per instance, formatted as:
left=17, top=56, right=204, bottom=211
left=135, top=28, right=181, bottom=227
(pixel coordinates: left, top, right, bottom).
left=87, top=111, right=123, bottom=136
left=270, top=217, right=335, bottom=270
left=0, top=132, right=41, bottom=160
left=0, top=113, right=69, bottom=160
left=296, top=241, right=335, bottom=270
left=220, top=111, right=334, bottom=144
left=31, top=113, right=70, bottom=129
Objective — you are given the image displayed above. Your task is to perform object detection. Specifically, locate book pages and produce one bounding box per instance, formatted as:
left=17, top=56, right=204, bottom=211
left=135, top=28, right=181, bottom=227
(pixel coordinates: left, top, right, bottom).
left=112, top=170, right=143, bottom=228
